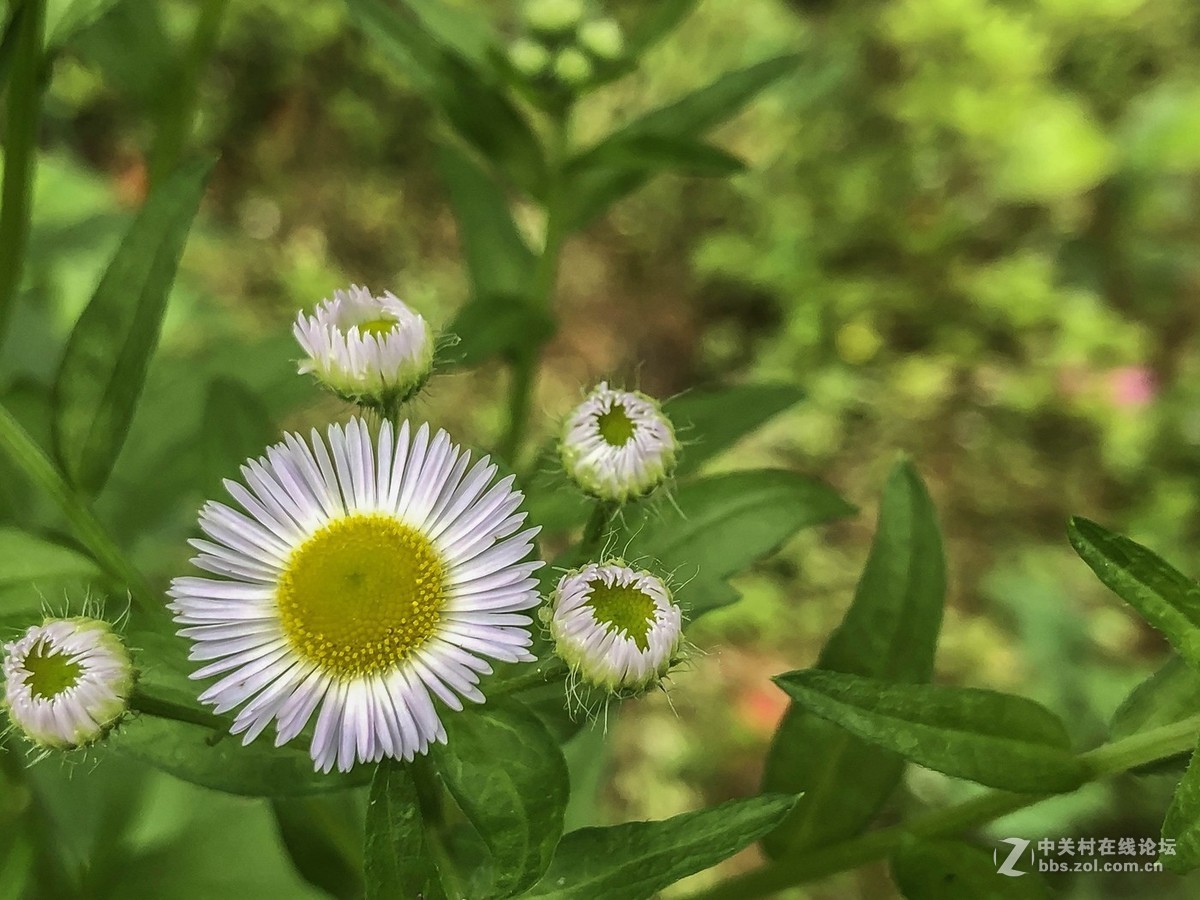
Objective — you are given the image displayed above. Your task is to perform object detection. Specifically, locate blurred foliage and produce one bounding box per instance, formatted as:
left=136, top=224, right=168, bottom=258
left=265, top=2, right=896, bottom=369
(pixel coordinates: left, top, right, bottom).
left=3, top=0, right=1200, bottom=897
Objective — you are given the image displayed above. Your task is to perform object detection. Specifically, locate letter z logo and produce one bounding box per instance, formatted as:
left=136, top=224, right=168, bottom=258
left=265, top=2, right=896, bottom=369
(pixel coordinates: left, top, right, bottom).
left=994, top=838, right=1030, bottom=877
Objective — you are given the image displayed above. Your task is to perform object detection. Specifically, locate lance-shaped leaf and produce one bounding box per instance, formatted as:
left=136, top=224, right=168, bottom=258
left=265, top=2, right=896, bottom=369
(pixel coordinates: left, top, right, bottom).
left=891, top=838, right=1049, bottom=899
left=1112, top=656, right=1200, bottom=747
left=1069, top=517, right=1200, bottom=670
left=522, top=794, right=797, bottom=899
left=108, top=712, right=369, bottom=797
left=764, top=460, right=944, bottom=856
left=432, top=701, right=568, bottom=897
left=53, top=157, right=212, bottom=496
left=1163, top=739, right=1200, bottom=873
left=774, top=671, right=1088, bottom=793
left=0, top=527, right=99, bottom=590
left=364, top=759, right=445, bottom=900
left=272, top=795, right=365, bottom=900
left=564, top=54, right=801, bottom=230
left=625, top=0, right=699, bottom=56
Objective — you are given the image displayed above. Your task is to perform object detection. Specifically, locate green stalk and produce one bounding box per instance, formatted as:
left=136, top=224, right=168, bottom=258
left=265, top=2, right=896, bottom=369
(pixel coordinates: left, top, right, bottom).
left=148, top=0, right=229, bottom=185
left=129, top=688, right=228, bottom=733
left=497, top=113, right=571, bottom=466
left=0, top=0, right=46, bottom=348
left=579, top=499, right=618, bottom=558
left=0, top=401, right=160, bottom=615
left=412, top=756, right=468, bottom=900
left=687, top=714, right=1200, bottom=900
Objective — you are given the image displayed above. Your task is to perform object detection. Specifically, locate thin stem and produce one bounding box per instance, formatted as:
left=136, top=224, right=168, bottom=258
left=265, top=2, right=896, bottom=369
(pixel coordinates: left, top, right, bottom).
left=0, top=0, right=46, bottom=349
left=579, top=500, right=618, bottom=559
left=497, top=112, right=572, bottom=466
left=490, top=657, right=570, bottom=697
left=0, top=402, right=160, bottom=616
left=129, top=688, right=228, bottom=733
left=148, top=0, right=230, bottom=184
left=687, top=714, right=1200, bottom=900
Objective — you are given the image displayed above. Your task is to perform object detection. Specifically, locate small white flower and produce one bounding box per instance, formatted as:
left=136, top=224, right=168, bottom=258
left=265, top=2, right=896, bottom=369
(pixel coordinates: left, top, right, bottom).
left=3, top=618, right=134, bottom=750
left=548, top=562, right=682, bottom=692
left=294, top=285, right=434, bottom=407
left=169, top=417, right=542, bottom=773
left=560, top=382, right=678, bottom=502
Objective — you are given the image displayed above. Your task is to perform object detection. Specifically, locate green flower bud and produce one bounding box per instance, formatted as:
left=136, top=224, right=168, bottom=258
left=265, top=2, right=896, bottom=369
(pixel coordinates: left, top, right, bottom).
left=508, top=37, right=552, bottom=78
left=578, top=18, right=624, bottom=61
left=553, top=47, right=594, bottom=89
left=522, top=0, right=585, bottom=35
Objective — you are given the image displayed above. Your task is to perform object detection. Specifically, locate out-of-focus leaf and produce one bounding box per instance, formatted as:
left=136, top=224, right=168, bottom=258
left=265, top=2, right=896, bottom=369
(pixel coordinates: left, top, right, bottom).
left=364, top=759, right=445, bottom=900
left=891, top=839, right=1049, bottom=899
left=522, top=795, right=797, bottom=899
left=200, top=377, right=275, bottom=491
left=666, top=383, right=804, bottom=477
left=46, top=0, right=124, bottom=50
left=1112, top=657, right=1200, bottom=741
left=774, top=671, right=1087, bottom=793
left=565, top=54, right=801, bottom=229
left=568, top=134, right=745, bottom=178
left=438, top=144, right=537, bottom=302
left=402, top=0, right=493, bottom=68
left=764, top=461, right=944, bottom=856
left=1163, top=740, right=1200, bottom=873
left=625, top=0, right=699, bottom=56
left=447, top=293, right=556, bottom=368
left=52, top=158, right=213, bottom=496
left=0, top=3, right=27, bottom=92
left=0, top=527, right=99, bottom=590
left=347, top=0, right=546, bottom=194
left=272, top=795, right=365, bottom=900
left=108, top=712, right=369, bottom=797
left=1068, top=517, right=1200, bottom=671
left=73, top=1, right=174, bottom=109
left=433, top=700, right=568, bottom=896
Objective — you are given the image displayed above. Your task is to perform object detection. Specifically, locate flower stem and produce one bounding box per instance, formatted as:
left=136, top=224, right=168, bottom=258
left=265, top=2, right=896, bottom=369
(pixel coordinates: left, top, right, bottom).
left=129, top=688, right=228, bottom=733
left=490, top=657, right=571, bottom=697
left=686, top=714, right=1200, bottom=900
left=580, top=500, right=618, bottom=559
left=0, top=0, right=46, bottom=350
left=0, top=401, right=160, bottom=617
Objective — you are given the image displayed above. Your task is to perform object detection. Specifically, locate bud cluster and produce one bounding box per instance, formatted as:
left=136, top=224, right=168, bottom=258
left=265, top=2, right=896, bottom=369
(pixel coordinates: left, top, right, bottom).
left=508, top=0, right=625, bottom=94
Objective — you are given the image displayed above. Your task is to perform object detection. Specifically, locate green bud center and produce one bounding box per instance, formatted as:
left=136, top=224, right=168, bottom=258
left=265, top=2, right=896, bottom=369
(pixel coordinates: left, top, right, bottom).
left=597, top=403, right=636, bottom=446
left=24, top=641, right=83, bottom=700
left=584, top=579, right=655, bottom=650
left=356, top=317, right=398, bottom=337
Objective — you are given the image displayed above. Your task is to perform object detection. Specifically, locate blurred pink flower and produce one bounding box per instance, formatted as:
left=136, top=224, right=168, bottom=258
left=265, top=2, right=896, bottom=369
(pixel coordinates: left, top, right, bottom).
left=1109, top=365, right=1157, bottom=408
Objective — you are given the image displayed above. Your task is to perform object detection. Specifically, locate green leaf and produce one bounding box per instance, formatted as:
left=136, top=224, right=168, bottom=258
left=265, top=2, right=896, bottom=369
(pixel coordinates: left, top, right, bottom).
left=1068, top=517, right=1200, bottom=671
left=438, top=144, right=537, bottom=303
left=400, top=0, right=494, bottom=68
left=108, top=713, right=369, bottom=797
left=52, top=157, right=213, bottom=496
left=433, top=700, right=568, bottom=897
left=46, top=0, right=124, bottom=50
left=565, top=54, right=801, bottom=230
left=522, top=794, right=797, bottom=899
left=272, top=795, right=365, bottom=900
left=1112, top=656, right=1200, bottom=740
left=764, top=461, right=945, bottom=855
left=364, top=759, right=445, bottom=900
left=200, top=377, right=275, bottom=491
left=1163, top=740, right=1200, bottom=873
left=567, top=134, right=745, bottom=179
left=667, top=384, right=803, bottom=477
left=0, top=3, right=25, bottom=92
left=627, top=469, right=854, bottom=617
left=447, top=294, right=556, bottom=369
left=774, top=671, right=1088, bottom=793
left=347, top=0, right=546, bottom=194
left=891, top=839, right=1049, bottom=899
left=0, top=527, right=99, bottom=590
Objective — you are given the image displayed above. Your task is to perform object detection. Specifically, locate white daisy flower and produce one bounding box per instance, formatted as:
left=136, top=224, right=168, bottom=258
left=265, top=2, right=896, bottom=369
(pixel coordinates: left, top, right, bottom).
left=560, top=382, right=679, bottom=502
left=3, top=617, right=134, bottom=750
left=548, top=561, right=683, bottom=692
left=169, top=417, right=542, bottom=773
left=294, top=285, right=434, bottom=407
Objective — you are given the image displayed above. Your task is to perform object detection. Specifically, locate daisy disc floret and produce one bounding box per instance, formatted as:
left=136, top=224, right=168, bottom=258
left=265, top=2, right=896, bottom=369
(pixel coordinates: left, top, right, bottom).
left=548, top=562, right=683, bottom=692
left=3, top=617, right=134, bottom=750
left=560, top=382, right=679, bottom=502
left=294, top=285, right=434, bottom=408
left=169, top=417, right=542, bottom=773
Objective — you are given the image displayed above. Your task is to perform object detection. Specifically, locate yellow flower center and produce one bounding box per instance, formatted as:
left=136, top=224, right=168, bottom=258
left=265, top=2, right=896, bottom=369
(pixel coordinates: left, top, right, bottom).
left=596, top=403, right=636, bottom=446
left=24, top=640, right=83, bottom=700
left=276, top=513, right=446, bottom=678
left=584, top=579, right=655, bottom=650
left=356, top=317, right=398, bottom=337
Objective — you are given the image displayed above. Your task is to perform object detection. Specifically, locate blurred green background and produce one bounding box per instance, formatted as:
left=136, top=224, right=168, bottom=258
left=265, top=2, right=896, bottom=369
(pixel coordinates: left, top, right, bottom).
left=4, top=0, right=1200, bottom=897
